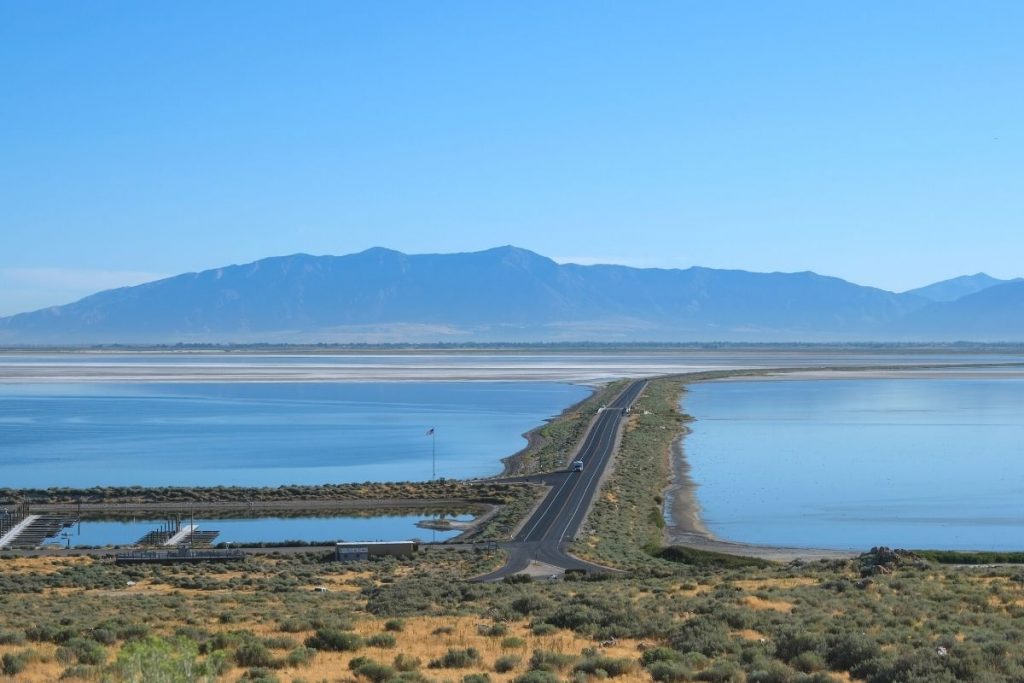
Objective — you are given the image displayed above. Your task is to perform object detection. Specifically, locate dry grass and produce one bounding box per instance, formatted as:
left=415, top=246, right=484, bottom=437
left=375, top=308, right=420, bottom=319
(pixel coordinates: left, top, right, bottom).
left=0, top=556, right=92, bottom=575
left=732, top=577, right=819, bottom=590
left=742, top=595, right=795, bottom=613
left=5, top=614, right=652, bottom=683
left=732, top=629, right=767, bottom=642
left=0, top=644, right=62, bottom=683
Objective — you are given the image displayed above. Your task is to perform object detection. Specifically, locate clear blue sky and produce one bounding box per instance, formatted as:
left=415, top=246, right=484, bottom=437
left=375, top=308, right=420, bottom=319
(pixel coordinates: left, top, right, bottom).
left=2, top=1, right=1022, bottom=315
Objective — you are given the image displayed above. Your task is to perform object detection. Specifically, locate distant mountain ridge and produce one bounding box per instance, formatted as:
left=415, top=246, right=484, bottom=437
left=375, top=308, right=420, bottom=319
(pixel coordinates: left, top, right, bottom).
left=904, top=273, right=1020, bottom=302
left=0, top=246, right=1021, bottom=343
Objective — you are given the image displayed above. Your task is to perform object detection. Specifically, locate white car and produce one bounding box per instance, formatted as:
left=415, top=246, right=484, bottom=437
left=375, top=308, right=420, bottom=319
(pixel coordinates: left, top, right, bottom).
left=571, top=460, right=584, bottom=472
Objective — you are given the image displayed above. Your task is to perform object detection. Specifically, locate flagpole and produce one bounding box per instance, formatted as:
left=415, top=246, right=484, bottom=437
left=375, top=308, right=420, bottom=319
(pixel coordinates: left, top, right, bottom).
left=426, top=427, right=436, bottom=481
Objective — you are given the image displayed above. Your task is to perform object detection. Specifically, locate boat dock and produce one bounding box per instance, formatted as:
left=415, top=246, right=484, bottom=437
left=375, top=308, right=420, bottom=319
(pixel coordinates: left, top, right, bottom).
left=0, top=512, right=79, bottom=550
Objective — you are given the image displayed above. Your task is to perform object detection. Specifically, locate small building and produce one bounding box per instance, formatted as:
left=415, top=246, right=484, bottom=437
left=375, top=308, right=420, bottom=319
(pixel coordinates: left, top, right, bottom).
left=335, top=540, right=418, bottom=562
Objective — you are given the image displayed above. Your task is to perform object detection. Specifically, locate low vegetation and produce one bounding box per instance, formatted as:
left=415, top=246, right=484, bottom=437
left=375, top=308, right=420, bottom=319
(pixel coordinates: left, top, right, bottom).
left=0, top=480, right=530, bottom=506
left=4, top=546, right=1024, bottom=682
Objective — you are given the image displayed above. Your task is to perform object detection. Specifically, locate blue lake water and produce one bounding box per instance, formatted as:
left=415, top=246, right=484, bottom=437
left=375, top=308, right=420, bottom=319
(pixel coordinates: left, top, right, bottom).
left=0, top=382, right=590, bottom=488
left=683, top=378, right=1024, bottom=551
left=59, top=513, right=471, bottom=548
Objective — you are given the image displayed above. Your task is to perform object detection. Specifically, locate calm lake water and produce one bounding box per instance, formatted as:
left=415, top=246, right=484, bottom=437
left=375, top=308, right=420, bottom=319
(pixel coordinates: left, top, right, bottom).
left=0, top=382, right=589, bottom=488
left=683, top=378, right=1024, bottom=551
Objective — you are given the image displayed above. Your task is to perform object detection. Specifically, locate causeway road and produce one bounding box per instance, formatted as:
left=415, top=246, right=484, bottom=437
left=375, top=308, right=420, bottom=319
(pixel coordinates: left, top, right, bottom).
left=475, top=379, right=647, bottom=581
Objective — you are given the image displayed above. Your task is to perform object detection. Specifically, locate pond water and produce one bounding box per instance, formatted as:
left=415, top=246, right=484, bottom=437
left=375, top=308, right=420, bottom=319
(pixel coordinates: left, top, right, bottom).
left=54, top=512, right=472, bottom=548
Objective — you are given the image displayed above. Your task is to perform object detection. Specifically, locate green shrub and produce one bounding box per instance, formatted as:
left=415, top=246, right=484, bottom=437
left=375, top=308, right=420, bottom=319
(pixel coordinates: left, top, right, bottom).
left=513, top=671, right=560, bottom=683
left=463, top=674, right=491, bottom=683
left=495, top=654, right=522, bottom=673
left=394, top=653, right=421, bottom=671
left=574, top=656, right=637, bottom=677
left=680, top=652, right=709, bottom=669
left=512, top=595, right=552, bottom=616
left=286, top=646, right=315, bottom=668
left=503, top=574, right=533, bottom=585
left=529, top=649, right=576, bottom=672
left=429, top=647, right=481, bottom=669
left=278, top=619, right=313, bottom=633
left=263, top=635, right=297, bottom=650
left=641, top=647, right=680, bottom=666
left=367, top=633, right=397, bottom=648
left=773, top=629, right=825, bottom=663
left=648, top=660, right=691, bottom=682
left=235, top=640, right=274, bottom=668
left=669, top=617, right=732, bottom=657
left=113, top=636, right=203, bottom=682
left=694, top=659, right=744, bottom=683
left=2, top=651, right=33, bottom=676
left=478, top=623, right=508, bottom=637
left=238, top=667, right=281, bottom=682
left=747, top=660, right=797, bottom=683
left=825, top=632, right=881, bottom=671
left=60, top=664, right=97, bottom=680
left=91, top=628, right=117, bottom=646
left=305, top=628, right=363, bottom=652
left=356, top=660, right=398, bottom=683
left=384, top=619, right=406, bottom=632
left=531, top=623, right=557, bottom=637
left=502, top=636, right=526, bottom=650
left=0, top=631, right=26, bottom=646
left=395, top=672, right=430, bottom=683
left=790, top=650, right=826, bottom=673
left=656, top=546, right=769, bottom=568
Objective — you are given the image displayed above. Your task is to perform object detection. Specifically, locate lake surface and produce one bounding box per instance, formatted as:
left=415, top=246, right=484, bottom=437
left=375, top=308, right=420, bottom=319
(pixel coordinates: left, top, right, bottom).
left=0, top=382, right=589, bottom=487
left=683, top=377, right=1024, bottom=551
left=59, top=513, right=471, bottom=547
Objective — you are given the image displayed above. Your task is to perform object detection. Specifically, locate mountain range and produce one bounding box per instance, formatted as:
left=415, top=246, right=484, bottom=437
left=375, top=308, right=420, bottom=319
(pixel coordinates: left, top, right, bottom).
left=1, top=246, right=1021, bottom=343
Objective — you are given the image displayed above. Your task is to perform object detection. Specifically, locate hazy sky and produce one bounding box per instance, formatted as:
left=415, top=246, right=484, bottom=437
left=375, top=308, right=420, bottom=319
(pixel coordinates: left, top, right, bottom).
left=2, top=2, right=1022, bottom=315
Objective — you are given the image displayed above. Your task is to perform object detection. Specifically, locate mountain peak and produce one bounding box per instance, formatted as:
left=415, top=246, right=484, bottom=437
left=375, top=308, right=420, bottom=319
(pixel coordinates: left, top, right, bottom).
left=904, top=273, right=1014, bottom=302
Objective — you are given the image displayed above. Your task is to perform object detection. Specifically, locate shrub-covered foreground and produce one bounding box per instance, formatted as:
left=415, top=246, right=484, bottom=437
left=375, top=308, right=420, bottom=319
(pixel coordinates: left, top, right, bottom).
left=3, top=543, right=1024, bottom=682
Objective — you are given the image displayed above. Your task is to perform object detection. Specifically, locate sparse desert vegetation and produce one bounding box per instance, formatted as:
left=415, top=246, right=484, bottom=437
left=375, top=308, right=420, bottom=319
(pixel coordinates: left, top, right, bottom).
left=3, top=545, right=1024, bottom=681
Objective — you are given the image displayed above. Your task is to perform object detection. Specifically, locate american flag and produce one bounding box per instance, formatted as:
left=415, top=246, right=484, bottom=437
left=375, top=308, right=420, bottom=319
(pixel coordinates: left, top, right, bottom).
left=425, top=428, right=435, bottom=436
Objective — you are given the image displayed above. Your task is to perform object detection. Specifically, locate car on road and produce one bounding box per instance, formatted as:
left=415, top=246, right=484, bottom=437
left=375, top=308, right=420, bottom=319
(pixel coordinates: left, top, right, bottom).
left=571, top=459, right=584, bottom=472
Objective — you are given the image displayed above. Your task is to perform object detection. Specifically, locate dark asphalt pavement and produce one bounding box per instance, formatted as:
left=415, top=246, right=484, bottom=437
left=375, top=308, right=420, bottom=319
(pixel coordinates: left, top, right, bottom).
left=474, top=380, right=647, bottom=581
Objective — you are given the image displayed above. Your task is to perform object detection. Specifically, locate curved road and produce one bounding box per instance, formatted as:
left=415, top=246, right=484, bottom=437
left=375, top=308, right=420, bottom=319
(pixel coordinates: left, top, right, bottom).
left=475, top=380, right=647, bottom=581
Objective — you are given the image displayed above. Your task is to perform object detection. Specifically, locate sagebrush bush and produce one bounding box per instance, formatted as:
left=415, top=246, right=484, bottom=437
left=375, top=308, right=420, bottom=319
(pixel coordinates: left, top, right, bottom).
left=304, top=628, right=363, bottom=652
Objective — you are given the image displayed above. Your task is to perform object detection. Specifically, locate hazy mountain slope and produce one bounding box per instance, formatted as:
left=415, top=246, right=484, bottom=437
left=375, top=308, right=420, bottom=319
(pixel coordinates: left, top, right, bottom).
left=904, top=273, right=1018, bottom=302
left=0, top=246, right=950, bottom=343
left=894, top=280, right=1024, bottom=340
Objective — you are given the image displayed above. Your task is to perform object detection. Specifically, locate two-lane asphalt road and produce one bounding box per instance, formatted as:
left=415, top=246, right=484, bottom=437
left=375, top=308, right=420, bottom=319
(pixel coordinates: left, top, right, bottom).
left=476, top=380, right=647, bottom=580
